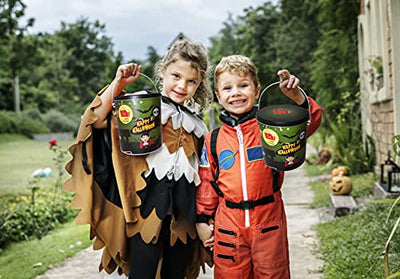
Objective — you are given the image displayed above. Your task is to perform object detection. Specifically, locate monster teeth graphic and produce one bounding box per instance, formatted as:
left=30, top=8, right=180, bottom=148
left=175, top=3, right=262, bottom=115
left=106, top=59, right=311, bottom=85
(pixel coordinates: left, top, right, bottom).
left=137, top=105, right=155, bottom=114
left=282, top=129, right=303, bottom=139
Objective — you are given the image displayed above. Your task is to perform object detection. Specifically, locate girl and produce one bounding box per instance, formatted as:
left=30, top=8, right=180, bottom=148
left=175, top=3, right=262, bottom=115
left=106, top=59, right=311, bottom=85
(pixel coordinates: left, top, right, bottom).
left=63, top=40, right=213, bottom=278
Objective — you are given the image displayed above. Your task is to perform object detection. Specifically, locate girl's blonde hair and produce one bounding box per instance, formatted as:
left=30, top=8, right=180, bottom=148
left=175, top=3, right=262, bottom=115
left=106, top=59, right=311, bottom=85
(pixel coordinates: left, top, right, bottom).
left=154, top=39, right=212, bottom=111
left=214, top=55, right=259, bottom=91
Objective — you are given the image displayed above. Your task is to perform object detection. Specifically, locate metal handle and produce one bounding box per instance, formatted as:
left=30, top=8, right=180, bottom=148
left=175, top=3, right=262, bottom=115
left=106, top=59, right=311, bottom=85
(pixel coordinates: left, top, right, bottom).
left=111, top=72, right=159, bottom=108
left=258, top=81, right=311, bottom=122
left=139, top=72, right=159, bottom=93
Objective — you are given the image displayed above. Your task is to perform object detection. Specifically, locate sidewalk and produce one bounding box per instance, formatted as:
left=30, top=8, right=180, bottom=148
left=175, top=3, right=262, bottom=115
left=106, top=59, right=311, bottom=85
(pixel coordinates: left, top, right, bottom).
left=36, top=154, right=322, bottom=279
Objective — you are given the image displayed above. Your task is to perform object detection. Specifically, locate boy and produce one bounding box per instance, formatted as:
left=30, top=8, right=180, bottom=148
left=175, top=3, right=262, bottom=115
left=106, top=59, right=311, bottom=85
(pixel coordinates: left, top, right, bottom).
left=195, top=55, right=322, bottom=278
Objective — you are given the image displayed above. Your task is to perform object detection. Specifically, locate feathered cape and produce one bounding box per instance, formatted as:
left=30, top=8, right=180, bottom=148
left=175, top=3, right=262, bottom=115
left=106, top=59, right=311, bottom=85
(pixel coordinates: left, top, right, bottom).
left=63, top=86, right=213, bottom=277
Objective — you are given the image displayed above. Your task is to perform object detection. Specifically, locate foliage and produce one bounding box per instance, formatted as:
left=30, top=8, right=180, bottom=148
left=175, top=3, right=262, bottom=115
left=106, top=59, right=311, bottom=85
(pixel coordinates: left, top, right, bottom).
left=41, top=110, right=78, bottom=133
left=275, top=0, right=321, bottom=87
left=329, top=118, right=375, bottom=174
left=310, top=0, right=360, bottom=125
left=0, top=0, right=35, bottom=76
left=0, top=110, right=49, bottom=135
left=392, top=135, right=400, bottom=161
left=0, top=139, right=74, bottom=248
left=368, top=55, right=383, bottom=75
left=0, top=190, right=76, bottom=248
left=317, top=203, right=400, bottom=278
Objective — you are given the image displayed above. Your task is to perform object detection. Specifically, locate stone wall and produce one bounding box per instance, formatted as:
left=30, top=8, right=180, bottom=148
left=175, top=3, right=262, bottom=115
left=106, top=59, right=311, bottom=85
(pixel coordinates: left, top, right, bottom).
left=370, top=99, right=394, bottom=164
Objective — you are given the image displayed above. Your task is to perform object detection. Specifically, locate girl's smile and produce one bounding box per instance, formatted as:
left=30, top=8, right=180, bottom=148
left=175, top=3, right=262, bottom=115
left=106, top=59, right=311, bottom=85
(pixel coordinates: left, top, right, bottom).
left=161, top=59, right=200, bottom=104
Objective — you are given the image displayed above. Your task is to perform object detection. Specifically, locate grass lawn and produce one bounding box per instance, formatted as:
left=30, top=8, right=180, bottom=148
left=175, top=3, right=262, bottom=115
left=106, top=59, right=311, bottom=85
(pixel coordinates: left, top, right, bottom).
left=0, top=134, right=93, bottom=279
left=305, top=158, right=400, bottom=278
left=0, top=134, right=74, bottom=195
left=0, top=220, right=93, bottom=279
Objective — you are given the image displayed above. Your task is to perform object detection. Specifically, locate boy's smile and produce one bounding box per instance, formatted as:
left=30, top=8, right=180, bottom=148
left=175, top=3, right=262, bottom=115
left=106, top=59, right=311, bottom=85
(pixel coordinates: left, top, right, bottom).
left=216, top=72, right=260, bottom=116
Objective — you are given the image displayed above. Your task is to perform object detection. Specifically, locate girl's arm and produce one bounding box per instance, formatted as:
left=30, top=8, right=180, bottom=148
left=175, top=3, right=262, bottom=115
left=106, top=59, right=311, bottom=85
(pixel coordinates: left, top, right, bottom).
left=93, top=64, right=141, bottom=128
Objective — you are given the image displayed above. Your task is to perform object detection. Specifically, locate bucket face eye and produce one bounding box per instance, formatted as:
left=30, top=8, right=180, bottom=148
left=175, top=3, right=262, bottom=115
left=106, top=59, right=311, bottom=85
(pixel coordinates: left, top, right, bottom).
left=153, top=107, right=160, bottom=117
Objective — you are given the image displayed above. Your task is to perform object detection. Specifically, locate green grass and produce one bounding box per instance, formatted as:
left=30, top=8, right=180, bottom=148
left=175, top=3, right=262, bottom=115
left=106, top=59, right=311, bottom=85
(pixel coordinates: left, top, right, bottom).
left=0, top=134, right=93, bottom=279
left=317, top=203, right=400, bottom=278
left=309, top=171, right=375, bottom=208
left=0, top=134, right=73, bottom=195
left=0, top=220, right=93, bottom=279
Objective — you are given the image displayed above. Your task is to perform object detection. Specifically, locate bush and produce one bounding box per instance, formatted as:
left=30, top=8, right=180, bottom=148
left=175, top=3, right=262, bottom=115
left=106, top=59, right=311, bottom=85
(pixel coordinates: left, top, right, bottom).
left=0, top=110, right=49, bottom=136
left=42, top=110, right=78, bottom=133
left=0, top=190, right=77, bottom=249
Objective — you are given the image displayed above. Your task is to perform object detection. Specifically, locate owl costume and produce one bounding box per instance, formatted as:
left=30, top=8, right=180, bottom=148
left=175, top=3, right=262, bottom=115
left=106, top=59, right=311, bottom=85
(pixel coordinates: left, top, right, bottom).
left=63, top=86, right=212, bottom=278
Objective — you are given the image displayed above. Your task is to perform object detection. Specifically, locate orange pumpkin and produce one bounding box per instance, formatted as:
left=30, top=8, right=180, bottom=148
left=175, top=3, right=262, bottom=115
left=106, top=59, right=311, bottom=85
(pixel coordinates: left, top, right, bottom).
left=331, top=166, right=349, bottom=177
left=329, top=174, right=352, bottom=195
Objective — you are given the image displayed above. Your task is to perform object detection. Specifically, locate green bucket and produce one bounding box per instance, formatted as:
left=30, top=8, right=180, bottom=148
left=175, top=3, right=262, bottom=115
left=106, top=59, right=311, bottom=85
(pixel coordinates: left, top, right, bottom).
left=256, top=82, right=310, bottom=171
left=113, top=74, right=162, bottom=156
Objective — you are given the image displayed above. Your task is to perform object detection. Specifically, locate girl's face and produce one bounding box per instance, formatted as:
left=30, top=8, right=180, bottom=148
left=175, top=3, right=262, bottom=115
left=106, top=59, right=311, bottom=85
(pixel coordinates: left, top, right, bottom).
left=161, top=59, right=201, bottom=104
left=215, top=71, right=260, bottom=116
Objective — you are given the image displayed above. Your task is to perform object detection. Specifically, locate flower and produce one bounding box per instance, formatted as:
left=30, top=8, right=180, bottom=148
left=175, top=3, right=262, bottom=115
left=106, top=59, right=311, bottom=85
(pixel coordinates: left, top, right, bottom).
left=49, top=139, right=58, bottom=148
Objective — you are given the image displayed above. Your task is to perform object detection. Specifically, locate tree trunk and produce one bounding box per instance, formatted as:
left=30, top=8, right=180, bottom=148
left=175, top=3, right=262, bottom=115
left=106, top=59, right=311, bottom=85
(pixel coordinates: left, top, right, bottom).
left=14, top=75, right=20, bottom=113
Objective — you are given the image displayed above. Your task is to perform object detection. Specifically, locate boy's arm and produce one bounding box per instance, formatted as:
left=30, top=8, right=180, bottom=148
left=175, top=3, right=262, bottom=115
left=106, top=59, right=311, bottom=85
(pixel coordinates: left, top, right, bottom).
left=196, top=136, right=219, bottom=221
left=304, top=97, right=322, bottom=137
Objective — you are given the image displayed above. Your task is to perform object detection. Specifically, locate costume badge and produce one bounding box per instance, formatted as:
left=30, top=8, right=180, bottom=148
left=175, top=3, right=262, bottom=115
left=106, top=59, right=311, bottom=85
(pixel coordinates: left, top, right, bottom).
left=199, top=144, right=210, bottom=167
left=219, top=149, right=236, bottom=170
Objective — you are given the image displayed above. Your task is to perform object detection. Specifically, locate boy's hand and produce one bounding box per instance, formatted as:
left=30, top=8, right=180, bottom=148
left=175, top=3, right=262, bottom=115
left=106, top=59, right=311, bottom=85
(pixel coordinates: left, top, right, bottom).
left=277, top=69, right=305, bottom=105
left=196, top=223, right=215, bottom=250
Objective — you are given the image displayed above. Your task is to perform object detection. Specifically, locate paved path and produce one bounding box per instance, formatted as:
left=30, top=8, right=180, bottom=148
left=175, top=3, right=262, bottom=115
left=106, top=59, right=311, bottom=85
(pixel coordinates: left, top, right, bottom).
left=36, top=153, right=322, bottom=279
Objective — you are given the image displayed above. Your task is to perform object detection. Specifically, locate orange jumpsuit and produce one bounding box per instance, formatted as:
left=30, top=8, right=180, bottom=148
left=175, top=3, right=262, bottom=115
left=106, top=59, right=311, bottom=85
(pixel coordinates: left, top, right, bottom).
left=196, top=98, right=322, bottom=279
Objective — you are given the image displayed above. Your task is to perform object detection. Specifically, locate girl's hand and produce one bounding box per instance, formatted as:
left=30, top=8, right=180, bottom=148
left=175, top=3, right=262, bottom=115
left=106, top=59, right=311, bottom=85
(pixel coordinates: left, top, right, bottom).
left=277, top=69, right=305, bottom=105
left=203, top=234, right=215, bottom=251
left=196, top=223, right=214, bottom=248
left=114, top=63, right=142, bottom=92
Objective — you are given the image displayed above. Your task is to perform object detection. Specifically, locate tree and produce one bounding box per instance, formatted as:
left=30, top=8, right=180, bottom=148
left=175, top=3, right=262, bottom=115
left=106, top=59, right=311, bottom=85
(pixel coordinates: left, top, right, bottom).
left=274, top=0, right=321, bottom=88
left=310, top=0, right=360, bottom=124
left=0, top=0, right=35, bottom=112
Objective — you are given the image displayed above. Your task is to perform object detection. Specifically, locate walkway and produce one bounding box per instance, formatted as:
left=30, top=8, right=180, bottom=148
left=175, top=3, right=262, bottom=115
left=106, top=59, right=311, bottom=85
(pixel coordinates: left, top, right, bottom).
left=36, top=155, right=323, bottom=278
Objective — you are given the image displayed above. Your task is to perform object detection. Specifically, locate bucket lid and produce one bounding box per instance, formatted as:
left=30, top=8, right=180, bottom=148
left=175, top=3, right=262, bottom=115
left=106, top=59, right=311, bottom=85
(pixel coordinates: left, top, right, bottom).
left=114, top=90, right=161, bottom=100
left=256, top=104, right=308, bottom=126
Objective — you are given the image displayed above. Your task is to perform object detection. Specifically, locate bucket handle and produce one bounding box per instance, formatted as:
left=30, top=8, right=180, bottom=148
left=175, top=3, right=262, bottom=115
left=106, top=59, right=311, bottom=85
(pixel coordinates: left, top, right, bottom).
left=259, top=81, right=311, bottom=123
left=111, top=72, right=159, bottom=108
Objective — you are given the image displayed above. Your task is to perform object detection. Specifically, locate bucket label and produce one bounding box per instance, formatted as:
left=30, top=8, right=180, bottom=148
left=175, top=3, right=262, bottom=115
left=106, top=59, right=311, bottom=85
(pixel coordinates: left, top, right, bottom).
left=277, top=142, right=302, bottom=156
left=262, top=128, right=279, bottom=146
left=114, top=93, right=162, bottom=156
left=131, top=117, right=157, bottom=134
left=118, top=105, right=134, bottom=124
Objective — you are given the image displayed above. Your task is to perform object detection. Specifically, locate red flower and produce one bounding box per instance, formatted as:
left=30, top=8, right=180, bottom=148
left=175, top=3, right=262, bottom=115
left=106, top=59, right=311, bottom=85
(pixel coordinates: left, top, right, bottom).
left=49, top=139, right=58, bottom=148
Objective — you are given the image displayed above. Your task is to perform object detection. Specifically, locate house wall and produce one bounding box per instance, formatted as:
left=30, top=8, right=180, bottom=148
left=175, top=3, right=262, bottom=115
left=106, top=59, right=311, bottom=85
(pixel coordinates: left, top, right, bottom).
left=358, top=0, right=400, bottom=166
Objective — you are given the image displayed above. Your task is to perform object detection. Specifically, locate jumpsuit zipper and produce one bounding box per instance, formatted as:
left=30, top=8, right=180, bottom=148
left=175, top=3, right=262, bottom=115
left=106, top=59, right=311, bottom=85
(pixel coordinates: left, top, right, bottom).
left=235, top=125, right=250, bottom=227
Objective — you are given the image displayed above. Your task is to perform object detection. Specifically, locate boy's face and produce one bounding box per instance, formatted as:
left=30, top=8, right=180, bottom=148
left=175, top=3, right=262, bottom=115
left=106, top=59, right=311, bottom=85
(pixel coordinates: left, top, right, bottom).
left=215, top=72, right=260, bottom=116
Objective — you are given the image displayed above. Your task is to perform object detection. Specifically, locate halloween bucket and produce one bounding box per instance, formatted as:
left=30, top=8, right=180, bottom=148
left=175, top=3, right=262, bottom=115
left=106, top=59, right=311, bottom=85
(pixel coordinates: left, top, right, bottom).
left=256, top=82, right=310, bottom=171
left=113, top=74, right=162, bottom=155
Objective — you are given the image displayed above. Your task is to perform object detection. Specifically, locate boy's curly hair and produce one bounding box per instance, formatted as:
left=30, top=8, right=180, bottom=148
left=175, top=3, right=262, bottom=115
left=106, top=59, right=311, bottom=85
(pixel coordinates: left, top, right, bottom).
left=214, top=55, right=259, bottom=92
left=154, top=39, right=213, bottom=111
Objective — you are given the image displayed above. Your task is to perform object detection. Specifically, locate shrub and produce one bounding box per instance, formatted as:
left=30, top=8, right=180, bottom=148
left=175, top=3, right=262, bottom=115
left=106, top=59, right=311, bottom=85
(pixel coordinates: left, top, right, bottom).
left=42, top=110, right=78, bottom=133
left=0, top=190, right=76, bottom=248
left=0, top=110, right=49, bottom=135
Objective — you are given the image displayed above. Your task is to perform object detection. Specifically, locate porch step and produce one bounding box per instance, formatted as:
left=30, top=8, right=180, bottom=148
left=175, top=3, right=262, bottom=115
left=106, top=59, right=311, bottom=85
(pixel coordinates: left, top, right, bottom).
left=329, top=193, right=358, bottom=217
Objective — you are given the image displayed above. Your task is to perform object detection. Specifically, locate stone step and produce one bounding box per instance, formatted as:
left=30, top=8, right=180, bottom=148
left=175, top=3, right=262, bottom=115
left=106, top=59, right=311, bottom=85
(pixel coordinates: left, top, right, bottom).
left=329, top=193, right=358, bottom=217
